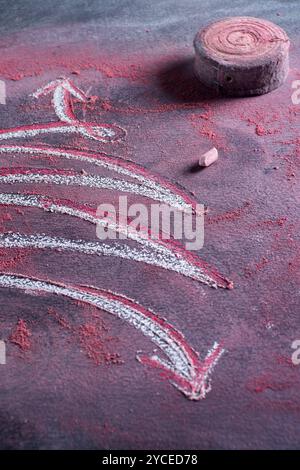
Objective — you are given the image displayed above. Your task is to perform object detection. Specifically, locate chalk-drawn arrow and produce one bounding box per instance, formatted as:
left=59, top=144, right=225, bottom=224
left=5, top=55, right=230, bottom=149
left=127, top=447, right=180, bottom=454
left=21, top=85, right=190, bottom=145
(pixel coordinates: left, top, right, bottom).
left=0, top=273, right=225, bottom=399
left=0, top=79, right=232, bottom=399
left=0, top=78, right=126, bottom=143
left=31, top=78, right=87, bottom=123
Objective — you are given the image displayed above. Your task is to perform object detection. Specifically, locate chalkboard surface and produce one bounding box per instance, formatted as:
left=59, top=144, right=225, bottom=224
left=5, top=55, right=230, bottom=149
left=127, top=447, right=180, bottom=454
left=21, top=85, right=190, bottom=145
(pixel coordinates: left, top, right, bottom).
left=0, top=0, right=299, bottom=450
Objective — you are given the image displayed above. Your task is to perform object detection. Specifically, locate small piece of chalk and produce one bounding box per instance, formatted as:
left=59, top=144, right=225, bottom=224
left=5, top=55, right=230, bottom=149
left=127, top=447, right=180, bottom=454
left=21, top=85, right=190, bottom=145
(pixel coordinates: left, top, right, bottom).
left=199, top=147, right=218, bottom=167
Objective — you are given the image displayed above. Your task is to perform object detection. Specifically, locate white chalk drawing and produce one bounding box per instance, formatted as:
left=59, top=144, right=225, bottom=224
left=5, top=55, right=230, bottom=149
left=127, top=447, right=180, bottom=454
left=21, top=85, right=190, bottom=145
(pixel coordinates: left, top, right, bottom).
left=0, top=232, right=216, bottom=286
left=0, top=79, right=230, bottom=398
left=0, top=145, right=199, bottom=214
left=0, top=273, right=224, bottom=400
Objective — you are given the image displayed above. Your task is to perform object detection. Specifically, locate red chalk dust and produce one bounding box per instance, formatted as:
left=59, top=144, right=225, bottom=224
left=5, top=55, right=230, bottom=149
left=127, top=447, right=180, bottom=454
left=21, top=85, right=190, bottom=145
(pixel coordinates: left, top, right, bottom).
left=10, top=319, right=31, bottom=351
left=247, top=373, right=293, bottom=394
left=48, top=306, right=123, bottom=366
left=206, top=202, right=251, bottom=225
left=78, top=321, right=122, bottom=366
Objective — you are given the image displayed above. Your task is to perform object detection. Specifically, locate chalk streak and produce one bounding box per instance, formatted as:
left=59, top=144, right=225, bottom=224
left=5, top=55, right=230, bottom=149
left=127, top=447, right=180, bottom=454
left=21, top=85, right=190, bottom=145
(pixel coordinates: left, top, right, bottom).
left=0, top=272, right=225, bottom=399
left=0, top=192, right=229, bottom=288
left=0, top=121, right=125, bottom=143
left=0, top=232, right=218, bottom=285
left=53, top=86, right=77, bottom=123
left=0, top=145, right=199, bottom=214
left=0, top=168, right=197, bottom=207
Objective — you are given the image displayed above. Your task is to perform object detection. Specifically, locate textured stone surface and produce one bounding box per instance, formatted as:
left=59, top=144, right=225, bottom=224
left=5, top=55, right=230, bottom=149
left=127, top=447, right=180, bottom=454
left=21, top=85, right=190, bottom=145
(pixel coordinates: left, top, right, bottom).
left=0, top=0, right=299, bottom=450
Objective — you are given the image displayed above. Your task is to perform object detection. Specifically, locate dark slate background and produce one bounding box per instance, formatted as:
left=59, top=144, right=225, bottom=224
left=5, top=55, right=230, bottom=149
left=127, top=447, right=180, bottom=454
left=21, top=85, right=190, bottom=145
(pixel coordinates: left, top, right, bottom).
left=0, top=0, right=299, bottom=449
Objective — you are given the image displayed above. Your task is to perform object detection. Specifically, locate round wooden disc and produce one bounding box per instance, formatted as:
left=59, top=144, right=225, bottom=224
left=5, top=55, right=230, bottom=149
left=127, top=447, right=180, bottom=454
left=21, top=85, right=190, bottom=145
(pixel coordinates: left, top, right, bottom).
left=194, top=16, right=290, bottom=96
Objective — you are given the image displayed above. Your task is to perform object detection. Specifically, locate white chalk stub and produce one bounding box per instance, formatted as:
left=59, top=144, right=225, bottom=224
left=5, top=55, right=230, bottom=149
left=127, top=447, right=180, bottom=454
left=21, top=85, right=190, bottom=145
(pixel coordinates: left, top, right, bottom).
left=199, top=147, right=218, bottom=167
